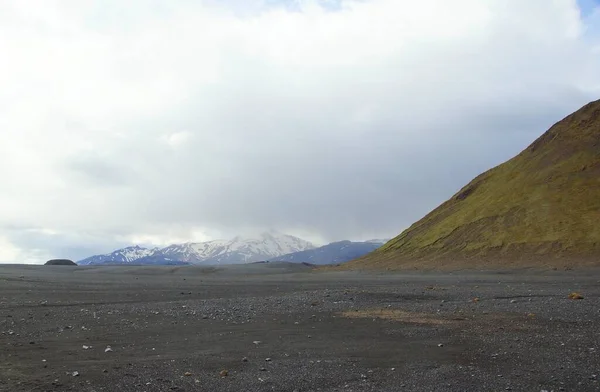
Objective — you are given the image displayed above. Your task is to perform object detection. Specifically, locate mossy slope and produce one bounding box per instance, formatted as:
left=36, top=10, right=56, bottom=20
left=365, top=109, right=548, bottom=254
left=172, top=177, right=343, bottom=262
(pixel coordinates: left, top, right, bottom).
left=347, top=99, right=600, bottom=269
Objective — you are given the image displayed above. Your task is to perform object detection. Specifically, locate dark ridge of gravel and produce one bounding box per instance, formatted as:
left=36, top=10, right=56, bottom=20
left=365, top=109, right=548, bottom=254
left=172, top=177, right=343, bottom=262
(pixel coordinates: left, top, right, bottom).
left=0, top=264, right=599, bottom=391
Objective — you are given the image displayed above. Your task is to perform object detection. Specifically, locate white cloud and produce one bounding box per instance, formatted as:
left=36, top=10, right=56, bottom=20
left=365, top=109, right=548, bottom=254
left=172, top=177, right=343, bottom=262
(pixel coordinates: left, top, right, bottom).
left=0, top=235, right=51, bottom=264
left=0, top=237, right=23, bottom=263
left=161, top=131, right=193, bottom=148
left=0, top=0, right=599, bottom=262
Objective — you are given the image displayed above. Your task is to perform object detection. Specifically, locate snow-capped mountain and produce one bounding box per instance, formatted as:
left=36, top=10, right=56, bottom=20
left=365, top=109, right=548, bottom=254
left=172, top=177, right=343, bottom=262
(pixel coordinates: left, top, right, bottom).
left=144, top=231, right=315, bottom=265
left=78, top=245, right=161, bottom=265
left=77, top=231, right=315, bottom=266
left=269, top=240, right=385, bottom=265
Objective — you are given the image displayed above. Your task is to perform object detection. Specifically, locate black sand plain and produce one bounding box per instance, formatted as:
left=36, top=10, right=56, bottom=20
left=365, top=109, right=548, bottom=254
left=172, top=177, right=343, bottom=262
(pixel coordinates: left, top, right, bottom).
left=1, top=263, right=599, bottom=391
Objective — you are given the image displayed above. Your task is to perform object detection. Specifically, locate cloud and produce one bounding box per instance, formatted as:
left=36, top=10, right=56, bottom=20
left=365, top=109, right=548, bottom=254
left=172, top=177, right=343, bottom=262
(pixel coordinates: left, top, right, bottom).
left=0, top=0, right=599, bottom=263
left=0, top=236, right=25, bottom=264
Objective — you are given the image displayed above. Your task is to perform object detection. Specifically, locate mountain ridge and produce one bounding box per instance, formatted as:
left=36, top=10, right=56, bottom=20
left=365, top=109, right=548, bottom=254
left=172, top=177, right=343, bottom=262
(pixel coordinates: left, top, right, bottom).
left=343, top=99, right=600, bottom=270
left=78, top=245, right=160, bottom=265
left=78, top=231, right=315, bottom=265
left=269, top=240, right=386, bottom=265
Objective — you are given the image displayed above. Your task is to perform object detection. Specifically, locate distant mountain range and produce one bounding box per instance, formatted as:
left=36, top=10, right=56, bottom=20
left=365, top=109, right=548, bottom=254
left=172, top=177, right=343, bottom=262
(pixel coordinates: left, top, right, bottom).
left=78, top=245, right=162, bottom=265
left=78, top=232, right=388, bottom=266
left=268, top=240, right=387, bottom=265
left=78, top=231, right=314, bottom=266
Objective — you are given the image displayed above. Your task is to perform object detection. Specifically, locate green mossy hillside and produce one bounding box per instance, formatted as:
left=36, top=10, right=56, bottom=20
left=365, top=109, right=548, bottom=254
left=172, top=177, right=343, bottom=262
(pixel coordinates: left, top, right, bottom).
left=347, top=99, right=600, bottom=269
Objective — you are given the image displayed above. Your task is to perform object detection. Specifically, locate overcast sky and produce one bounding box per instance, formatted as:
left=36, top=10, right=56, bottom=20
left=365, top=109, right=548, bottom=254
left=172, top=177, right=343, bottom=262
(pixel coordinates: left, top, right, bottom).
left=1, top=0, right=599, bottom=263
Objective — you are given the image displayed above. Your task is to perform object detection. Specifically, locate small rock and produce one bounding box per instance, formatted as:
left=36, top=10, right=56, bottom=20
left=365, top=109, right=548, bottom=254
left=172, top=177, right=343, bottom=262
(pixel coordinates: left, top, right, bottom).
left=184, top=372, right=192, bottom=376
left=82, top=345, right=90, bottom=350
left=103, top=369, right=108, bottom=373
left=438, top=344, right=444, bottom=347
left=72, top=371, right=80, bottom=377
left=242, top=357, right=248, bottom=362
left=265, top=358, right=272, bottom=362
left=510, top=300, right=517, bottom=304
left=568, top=292, right=584, bottom=300
left=219, top=369, right=229, bottom=377
left=252, top=340, right=261, bottom=345
left=260, top=367, right=267, bottom=371
left=105, top=346, right=113, bottom=353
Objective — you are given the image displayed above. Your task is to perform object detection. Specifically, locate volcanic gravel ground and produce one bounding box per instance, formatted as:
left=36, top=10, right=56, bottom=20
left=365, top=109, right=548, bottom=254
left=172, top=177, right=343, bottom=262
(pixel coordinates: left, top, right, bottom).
left=0, top=264, right=599, bottom=391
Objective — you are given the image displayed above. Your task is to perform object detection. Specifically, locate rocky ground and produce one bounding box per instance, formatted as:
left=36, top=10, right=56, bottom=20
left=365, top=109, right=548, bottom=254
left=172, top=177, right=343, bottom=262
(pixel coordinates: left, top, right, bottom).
left=0, top=263, right=599, bottom=391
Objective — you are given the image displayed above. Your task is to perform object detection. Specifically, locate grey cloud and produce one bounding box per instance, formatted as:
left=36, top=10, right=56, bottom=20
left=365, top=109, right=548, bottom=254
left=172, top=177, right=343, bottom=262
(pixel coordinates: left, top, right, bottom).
left=121, top=98, right=588, bottom=242
left=62, top=154, right=137, bottom=187
left=0, top=0, right=599, bottom=262
left=4, top=228, right=131, bottom=262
